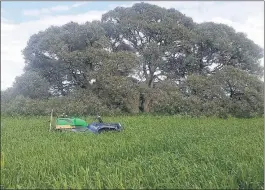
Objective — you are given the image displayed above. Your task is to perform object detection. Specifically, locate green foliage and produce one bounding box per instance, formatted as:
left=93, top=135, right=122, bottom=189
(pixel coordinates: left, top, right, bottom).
left=1, top=87, right=16, bottom=104
left=193, top=22, right=264, bottom=76
left=102, top=2, right=196, bottom=84
left=215, top=66, right=264, bottom=118
left=22, top=21, right=110, bottom=93
left=181, top=74, right=228, bottom=117
left=1, top=67, right=263, bottom=117
left=1, top=90, right=114, bottom=117
left=1, top=95, right=48, bottom=116
left=150, top=81, right=183, bottom=114
left=62, top=88, right=112, bottom=116
left=12, top=71, right=50, bottom=99
left=1, top=116, right=263, bottom=189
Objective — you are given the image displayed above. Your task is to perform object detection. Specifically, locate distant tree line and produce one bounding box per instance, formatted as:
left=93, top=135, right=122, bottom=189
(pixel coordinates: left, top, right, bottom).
left=1, top=3, right=264, bottom=118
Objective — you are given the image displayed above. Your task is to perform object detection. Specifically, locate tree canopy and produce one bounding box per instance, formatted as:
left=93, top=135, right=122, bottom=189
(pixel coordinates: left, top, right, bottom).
left=2, top=3, right=264, bottom=117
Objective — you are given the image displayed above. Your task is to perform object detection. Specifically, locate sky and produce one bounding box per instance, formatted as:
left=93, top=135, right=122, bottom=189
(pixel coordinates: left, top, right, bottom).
left=1, top=1, right=264, bottom=90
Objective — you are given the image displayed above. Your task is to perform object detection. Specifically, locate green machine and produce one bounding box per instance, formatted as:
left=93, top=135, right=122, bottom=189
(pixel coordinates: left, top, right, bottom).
left=55, top=117, right=88, bottom=130
left=49, top=110, right=123, bottom=133
left=49, top=110, right=88, bottom=131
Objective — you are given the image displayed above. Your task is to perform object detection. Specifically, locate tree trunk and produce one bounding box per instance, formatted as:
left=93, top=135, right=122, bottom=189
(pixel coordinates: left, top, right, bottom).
left=140, top=65, right=155, bottom=113
left=143, top=95, right=151, bottom=112
left=141, top=88, right=153, bottom=113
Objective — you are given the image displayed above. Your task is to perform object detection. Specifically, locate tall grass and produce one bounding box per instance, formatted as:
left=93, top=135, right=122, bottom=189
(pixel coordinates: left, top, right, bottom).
left=1, top=115, right=264, bottom=189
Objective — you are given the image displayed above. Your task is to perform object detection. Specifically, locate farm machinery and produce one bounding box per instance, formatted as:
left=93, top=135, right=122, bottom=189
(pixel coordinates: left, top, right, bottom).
left=49, top=110, right=122, bottom=134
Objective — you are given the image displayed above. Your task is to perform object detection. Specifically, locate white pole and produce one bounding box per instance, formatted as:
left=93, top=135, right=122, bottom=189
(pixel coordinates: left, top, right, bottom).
left=49, top=109, right=53, bottom=132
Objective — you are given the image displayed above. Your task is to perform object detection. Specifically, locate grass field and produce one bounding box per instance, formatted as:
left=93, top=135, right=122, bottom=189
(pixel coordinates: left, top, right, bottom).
left=0, top=115, right=264, bottom=189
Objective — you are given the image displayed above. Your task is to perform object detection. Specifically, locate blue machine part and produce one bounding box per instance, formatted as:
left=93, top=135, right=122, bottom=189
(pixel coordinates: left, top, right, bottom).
left=87, top=122, right=122, bottom=134
left=87, top=123, right=99, bottom=133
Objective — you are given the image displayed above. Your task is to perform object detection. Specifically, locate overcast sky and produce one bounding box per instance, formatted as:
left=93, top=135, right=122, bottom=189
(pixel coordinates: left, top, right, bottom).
left=1, top=1, right=264, bottom=90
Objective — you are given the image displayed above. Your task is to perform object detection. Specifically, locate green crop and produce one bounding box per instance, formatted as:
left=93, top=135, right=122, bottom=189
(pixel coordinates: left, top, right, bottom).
left=1, top=115, right=264, bottom=189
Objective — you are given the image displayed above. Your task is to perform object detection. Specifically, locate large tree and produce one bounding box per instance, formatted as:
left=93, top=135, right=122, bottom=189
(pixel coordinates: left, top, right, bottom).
left=101, top=3, right=263, bottom=112
left=22, top=21, right=110, bottom=95
left=18, top=2, right=263, bottom=115
left=102, top=2, right=196, bottom=112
